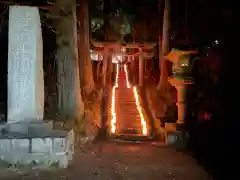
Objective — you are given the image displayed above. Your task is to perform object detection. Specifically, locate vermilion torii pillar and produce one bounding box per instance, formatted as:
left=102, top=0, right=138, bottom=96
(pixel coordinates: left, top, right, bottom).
left=138, top=48, right=144, bottom=86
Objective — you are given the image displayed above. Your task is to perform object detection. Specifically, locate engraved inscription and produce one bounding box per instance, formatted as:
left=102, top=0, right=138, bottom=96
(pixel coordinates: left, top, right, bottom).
left=8, top=6, right=44, bottom=123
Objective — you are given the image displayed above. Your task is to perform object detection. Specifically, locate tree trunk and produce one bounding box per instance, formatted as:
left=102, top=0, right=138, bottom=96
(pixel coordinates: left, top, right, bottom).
left=103, top=0, right=110, bottom=41
left=102, top=49, right=108, bottom=86
left=77, top=0, right=94, bottom=94
left=96, top=61, right=101, bottom=84
left=55, top=0, right=84, bottom=120
left=102, top=0, right=111, bottom=86
left=107, top=50, right=113, bottom=85
left=157, top=0, right=170, bottom=90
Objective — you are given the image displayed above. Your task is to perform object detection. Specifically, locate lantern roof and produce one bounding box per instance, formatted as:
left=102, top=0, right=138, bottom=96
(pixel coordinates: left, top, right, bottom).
left=165, top=48, right=198, bottom=64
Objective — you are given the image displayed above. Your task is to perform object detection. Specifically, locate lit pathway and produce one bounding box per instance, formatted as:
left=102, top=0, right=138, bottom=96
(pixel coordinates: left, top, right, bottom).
left=1, top=142, right=210, bottom=180
left=111, top=64, right=147, bottom=136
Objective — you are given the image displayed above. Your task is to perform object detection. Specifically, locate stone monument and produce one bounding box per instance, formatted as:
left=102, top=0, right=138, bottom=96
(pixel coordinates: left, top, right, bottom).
left=7, top=5, right=44, bottom=124
left=0, top=6, right=74, bottom=168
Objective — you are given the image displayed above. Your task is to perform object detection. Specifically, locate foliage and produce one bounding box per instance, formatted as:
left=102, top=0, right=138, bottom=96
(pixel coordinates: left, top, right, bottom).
left=91, top=18, right=104, bottom=32
left=90, top=0, right=104, bottom=11
left=41, top=0, right=134, bottom=39
left=90, top=0, right=104, bottom=32
left=110, top=9, right=132, bottom=36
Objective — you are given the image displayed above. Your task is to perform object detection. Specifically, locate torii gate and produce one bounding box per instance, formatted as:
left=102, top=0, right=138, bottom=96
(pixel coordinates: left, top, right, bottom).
left=92, top=41, right=156, bottom=86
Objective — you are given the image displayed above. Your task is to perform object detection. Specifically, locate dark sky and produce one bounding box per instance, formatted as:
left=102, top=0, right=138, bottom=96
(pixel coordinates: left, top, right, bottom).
left=0, top=0, right=233, bottom=44
left=109, top=0, right=227, bottom=42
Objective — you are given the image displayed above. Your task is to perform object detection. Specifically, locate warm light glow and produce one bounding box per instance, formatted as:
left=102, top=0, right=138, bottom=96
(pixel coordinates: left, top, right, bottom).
left=116, top=55, right=122, bottom=62
left=90, top=51, right=103, bottom=61
left=110, top=64, right=119, bottom=134
left=112, top=55, right=122, bottom=63
left=110, top=63, right=148, bottom=136
left=123, top=64, right=131, bottom=88
left=133, top=86, right=147, bottom=135
left=121, top=47, right=126, bottom=52
left=180, top=59, right=189, bottom=67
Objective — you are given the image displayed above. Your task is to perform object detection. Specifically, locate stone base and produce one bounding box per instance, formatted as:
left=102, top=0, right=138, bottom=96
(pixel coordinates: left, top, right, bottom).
left=164, top=123, right=188, bottom=148
left=165, top=122, right=177, bottom=132
left=0, top=121, right=53, bottom=134
left=0, top=122, right=74, bottom=168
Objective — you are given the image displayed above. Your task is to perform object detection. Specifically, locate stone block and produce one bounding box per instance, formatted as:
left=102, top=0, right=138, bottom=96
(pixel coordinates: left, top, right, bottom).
left=165, top=130, right=189, bottom=148
left=52, top=138, right=67, bottom=154
left=0, top=129, right=74, bottom=169
left=165, top=122, right=177, bottom=131
left=0, top=123, right=6, bottom=132
left=0, top=139, right=11, bottom=152
left=28, top=121, right=53, bottom=134
left=12, top=139, right=30, bottom=154
left=7, top=123, right=29, bottom=133
left=166, top=131, right=181, bottom=145
left=31, top=138, right=51, bottom=153
left=5, top=121, right=53, bottom=134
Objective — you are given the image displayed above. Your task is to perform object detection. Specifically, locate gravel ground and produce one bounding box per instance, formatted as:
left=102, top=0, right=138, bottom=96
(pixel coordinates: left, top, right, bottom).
left=0, top=141, right=211, bottom=180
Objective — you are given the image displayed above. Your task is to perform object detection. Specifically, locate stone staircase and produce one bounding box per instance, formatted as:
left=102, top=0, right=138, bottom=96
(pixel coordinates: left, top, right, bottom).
left=115, top=66, right=142, bottom=135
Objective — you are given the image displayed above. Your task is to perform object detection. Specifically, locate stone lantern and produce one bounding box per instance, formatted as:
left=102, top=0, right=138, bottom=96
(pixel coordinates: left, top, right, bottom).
left=165, top=48, right=199, bottom=126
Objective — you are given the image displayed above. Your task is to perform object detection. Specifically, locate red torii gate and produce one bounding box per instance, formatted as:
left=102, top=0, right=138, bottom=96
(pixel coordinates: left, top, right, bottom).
left=92, top=41, right=156, bottom=86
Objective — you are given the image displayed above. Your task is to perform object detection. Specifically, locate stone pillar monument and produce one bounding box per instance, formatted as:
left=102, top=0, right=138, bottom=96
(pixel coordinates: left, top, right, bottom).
left=7, top=5, right=44, bottom=124
left=0, top=6, right=74, bottom=168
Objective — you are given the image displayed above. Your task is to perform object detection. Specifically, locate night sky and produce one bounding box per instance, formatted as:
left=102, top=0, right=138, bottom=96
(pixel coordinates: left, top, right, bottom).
left=0, top=0, right=234, bottom=75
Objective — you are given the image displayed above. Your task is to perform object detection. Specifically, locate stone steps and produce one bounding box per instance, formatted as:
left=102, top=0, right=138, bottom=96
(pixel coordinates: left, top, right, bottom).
left=115, top=68, right=143, bottom=135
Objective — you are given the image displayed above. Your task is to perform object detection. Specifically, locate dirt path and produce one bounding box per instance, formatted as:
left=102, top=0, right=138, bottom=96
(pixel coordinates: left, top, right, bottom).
left=0, top=141, right=211, bottom=180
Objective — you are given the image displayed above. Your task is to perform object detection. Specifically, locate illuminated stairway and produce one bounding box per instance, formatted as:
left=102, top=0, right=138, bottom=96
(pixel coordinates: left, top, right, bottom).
left=115, top=66, right=143, bottom=135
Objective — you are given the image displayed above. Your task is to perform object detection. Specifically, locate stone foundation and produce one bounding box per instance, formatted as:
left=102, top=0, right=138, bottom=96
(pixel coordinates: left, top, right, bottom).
left=0, top=121, right=53, bottom=134
left=164, top=123, right=188, bottom=148
left=0, top=122, right=74, bottom=168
